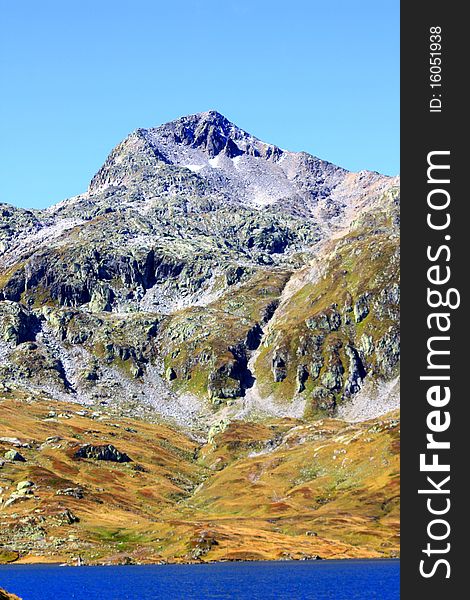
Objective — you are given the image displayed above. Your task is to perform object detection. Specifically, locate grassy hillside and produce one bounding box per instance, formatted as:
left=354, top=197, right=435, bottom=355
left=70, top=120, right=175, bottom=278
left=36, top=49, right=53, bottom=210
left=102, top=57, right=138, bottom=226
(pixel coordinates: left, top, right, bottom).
left=0, top=393, right=399, bottom=564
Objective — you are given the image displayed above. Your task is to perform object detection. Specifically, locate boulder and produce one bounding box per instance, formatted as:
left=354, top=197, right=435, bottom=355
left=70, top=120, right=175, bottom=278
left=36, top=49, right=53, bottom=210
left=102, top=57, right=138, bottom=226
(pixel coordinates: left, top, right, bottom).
left=4, top=450, right=26, bottom=462
left=55, top=508, right=80, bottom=525
left=56, top=487, right=84, bottom=499
left=0, top=437, right=23, bottom=446
left=16, top=481, right=34, bottom=491
left=74, top=444, right=131, bottom=463
left=165, top=367, right=177, bottom=381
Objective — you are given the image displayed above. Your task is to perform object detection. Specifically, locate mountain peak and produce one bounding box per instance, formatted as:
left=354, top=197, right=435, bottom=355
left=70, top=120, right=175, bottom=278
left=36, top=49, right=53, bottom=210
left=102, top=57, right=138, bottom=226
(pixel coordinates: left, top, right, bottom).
left=88, top=110, right=286, bottom=195
left=147, top=110, right=271, bottom=160
left=85, top=111, right=395, bottom=215
left=162, top=110, right=236, bottom=132
left=192, top=109, right=230, bottom=123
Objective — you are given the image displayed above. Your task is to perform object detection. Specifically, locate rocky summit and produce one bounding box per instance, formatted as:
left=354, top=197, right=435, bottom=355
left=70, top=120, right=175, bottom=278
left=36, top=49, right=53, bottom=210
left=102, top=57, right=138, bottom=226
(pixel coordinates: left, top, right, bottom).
left=0, top=112, right=399, bottom=564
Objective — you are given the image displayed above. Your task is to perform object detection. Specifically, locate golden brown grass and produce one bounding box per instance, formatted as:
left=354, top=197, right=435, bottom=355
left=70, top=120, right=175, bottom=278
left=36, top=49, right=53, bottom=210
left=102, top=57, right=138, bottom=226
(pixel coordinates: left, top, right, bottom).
left=0, top=393, right=399, bottom=565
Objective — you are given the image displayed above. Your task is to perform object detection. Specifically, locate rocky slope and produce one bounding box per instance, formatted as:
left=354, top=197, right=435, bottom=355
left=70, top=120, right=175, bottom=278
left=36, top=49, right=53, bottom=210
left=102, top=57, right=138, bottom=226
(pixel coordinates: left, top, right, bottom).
left=0, top=111, right=399, bottom=426
left=0, top=394, right=399, bottom=564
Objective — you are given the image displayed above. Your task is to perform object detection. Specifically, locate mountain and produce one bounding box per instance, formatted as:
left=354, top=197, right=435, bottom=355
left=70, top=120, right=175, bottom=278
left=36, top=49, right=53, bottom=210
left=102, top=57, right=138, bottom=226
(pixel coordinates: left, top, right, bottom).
left=0, top=111, right=399, bottom=426
left=0, top=112, right=399, bottom=563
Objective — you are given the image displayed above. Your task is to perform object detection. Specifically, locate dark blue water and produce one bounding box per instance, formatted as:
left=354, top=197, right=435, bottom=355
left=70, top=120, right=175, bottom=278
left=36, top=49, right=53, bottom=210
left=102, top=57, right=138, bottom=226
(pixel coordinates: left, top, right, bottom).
left=0, top=559, right=399, bottom=599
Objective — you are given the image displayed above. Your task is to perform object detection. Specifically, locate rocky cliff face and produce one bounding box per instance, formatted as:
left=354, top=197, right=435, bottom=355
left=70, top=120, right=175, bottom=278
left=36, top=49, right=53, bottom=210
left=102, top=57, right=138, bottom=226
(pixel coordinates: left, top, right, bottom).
left=0, top=111, right=399, bottom=427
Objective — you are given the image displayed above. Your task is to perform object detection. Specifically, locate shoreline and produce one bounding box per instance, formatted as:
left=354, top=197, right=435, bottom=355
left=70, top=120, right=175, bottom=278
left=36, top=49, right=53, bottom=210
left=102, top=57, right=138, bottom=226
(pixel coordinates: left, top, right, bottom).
left=1, top=556, right=400, bottom=568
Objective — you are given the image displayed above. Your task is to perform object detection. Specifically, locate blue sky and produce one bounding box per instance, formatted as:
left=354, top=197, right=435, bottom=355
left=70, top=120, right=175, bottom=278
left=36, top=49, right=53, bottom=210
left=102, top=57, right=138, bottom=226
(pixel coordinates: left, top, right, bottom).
left=1, top=0, right=399, bottom=209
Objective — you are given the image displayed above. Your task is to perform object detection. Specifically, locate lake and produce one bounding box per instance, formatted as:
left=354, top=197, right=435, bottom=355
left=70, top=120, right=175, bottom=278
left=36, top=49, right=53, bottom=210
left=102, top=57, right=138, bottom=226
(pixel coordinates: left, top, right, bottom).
left=0, top=559, right=399, bottom=599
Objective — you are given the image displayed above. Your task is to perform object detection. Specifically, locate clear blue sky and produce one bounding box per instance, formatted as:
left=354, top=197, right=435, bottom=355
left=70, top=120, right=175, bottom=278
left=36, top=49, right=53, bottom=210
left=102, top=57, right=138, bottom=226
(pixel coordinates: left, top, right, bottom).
left=1, top=0, right=399, bottom=209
